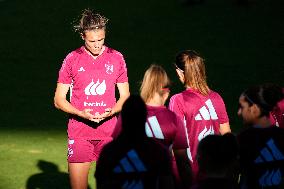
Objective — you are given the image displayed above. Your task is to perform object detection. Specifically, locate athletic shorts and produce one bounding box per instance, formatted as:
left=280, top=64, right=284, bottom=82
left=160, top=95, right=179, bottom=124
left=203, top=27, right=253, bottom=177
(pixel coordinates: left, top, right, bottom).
left=67, top=138, right=111, bottom=163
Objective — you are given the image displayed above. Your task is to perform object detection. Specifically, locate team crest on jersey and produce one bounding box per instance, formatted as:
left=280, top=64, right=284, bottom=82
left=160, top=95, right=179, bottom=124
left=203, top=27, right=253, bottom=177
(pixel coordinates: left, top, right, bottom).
left=105, top=63, right=114, bottom=74
left=78, top=67, right=85, bottom=72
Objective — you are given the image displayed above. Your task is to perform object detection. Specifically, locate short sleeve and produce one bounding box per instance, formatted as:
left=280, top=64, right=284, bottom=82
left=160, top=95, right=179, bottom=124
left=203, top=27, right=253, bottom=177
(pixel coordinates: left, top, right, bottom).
left=214, top=93, right=229, bottom=124
left=57, top=53, right=73, bottom=84
left=169, top=94, right=184, bottom=120
left=172, top=114, right=188, bottom=149
left=115, top=53, right=128, bottom=83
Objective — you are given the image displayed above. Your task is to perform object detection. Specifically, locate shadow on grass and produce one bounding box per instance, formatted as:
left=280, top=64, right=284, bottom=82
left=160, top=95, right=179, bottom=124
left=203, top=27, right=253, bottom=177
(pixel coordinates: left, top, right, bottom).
left=26, top=160, right=91, bottom=189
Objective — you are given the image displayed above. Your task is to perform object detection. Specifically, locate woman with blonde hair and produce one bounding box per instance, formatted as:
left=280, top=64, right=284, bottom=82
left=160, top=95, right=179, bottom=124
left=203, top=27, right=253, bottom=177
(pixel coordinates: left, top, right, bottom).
left=112, top=64, right=192, bottom=188
left=141, top=64, right=192, bottom=189
left=169, top=50, right=231, bottom=181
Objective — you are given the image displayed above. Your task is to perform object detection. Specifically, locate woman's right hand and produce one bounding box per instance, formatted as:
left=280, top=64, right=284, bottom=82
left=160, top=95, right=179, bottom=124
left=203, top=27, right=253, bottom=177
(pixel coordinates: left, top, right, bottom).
left=79, top=109, right=102, bottom=123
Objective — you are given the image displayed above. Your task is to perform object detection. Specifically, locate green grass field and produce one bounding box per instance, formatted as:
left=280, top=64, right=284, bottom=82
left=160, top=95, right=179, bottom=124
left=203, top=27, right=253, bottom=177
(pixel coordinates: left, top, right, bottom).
left=0, top=0, right=283, bottom=188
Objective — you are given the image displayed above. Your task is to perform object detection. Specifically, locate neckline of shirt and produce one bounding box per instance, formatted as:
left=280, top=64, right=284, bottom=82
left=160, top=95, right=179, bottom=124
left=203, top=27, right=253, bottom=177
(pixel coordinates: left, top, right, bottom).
left=83, top=46, right=106, bottom=61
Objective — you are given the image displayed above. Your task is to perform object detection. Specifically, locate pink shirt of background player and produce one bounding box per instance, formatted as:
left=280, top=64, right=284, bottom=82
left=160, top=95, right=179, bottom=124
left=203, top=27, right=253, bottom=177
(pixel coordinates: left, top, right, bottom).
left=269, top=100, right=284, bottom=128
left=112, top=105, right=188, bottom=150
left=269, top=88, right=284, bottom=128
left=169, top=88, right=229, bottom=177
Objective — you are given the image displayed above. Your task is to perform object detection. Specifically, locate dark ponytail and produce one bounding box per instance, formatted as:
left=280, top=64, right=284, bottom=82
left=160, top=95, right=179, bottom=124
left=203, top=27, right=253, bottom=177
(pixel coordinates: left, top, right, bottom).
left=242, top=83, right=284, bottom=116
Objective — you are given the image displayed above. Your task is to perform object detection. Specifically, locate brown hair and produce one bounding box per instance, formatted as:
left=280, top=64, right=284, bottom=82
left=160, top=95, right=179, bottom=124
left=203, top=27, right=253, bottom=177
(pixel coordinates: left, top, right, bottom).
left=73, top=9, right=108, bottom=35
left=140, top=64, right=171, bottom=103
left=175, top=50, right=210, bottom=96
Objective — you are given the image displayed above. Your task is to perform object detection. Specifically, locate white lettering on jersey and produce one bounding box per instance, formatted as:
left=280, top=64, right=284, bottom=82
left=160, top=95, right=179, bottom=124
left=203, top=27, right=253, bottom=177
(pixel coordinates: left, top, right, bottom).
left=105, top=63, right=114, bottom=74
left=84, top=79, right=106, bottom=98
left=195, top=99, right=218, bottom=120
left=83, top=101, right=107, bottom=107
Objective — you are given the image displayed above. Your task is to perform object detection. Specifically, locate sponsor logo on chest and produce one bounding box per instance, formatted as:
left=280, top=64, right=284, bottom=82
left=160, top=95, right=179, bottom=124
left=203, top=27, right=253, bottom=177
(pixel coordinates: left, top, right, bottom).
left=83, top=79, right=107, bottom=107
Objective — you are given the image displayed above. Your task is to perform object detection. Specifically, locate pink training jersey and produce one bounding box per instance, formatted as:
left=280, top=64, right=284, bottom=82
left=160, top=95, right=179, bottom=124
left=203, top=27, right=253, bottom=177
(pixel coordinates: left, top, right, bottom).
left=145, top=105, right=188, bottom=150
left=112, top=105, right=188, bottom=150
left=169, top=88, right=229, bottom=178
left=112, top=105, right=188, bottom=184
left=58, top=46, right=128, bottom=140
left=269, top=88, right=284, bottom=128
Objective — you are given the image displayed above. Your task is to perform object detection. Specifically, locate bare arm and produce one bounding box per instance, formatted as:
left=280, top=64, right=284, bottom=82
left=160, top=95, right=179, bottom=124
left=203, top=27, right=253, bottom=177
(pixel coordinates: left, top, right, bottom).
left=54, top=83, right=97, bottom=121
left=219, top=122, right=231, bottom=135
left=105, top=82, right=130, bottom=117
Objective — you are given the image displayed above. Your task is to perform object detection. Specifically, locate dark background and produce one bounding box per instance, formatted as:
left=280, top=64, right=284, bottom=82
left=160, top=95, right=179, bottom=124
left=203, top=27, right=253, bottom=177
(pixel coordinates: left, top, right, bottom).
left=0, top=0, right=283, bottom=188
left=1, top=0, right=283, bottom=133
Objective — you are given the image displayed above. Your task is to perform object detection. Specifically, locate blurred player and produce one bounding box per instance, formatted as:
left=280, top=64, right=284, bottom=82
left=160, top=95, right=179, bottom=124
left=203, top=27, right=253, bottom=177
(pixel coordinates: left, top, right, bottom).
left=237, top=83, right=284, bottom=188
left=54, top=9, right=130, bottom=189
left=113, top=64, right=191, bottom=188
left=95, top=95, right=174, bottom=189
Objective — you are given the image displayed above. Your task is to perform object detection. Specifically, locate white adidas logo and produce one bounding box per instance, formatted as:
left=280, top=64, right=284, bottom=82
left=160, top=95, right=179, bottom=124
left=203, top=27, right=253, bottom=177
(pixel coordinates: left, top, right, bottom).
left=145, top=116, right=164, bottom=139
left=194, top=99, right=217, bottom=141
left=195, top=99, right=218, bottom=121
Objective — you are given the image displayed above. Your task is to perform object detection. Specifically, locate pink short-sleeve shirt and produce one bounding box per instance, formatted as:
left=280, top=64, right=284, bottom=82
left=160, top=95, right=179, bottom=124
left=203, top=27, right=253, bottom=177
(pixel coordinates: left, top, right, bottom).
left=58, top=46, right=128, bottom=140
left=112, top=105, right=188, bottom=150
left=169, top=88, right=229, bottom=177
